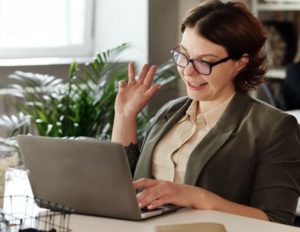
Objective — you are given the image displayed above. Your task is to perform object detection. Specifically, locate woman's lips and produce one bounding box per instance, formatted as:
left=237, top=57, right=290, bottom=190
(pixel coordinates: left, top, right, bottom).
left=187, top=81, right=208, bottom=90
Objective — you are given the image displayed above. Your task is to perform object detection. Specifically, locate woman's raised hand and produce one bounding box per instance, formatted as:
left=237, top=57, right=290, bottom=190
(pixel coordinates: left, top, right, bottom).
left=115, top=63, right=161, bottom=119
left=112, top=63, right=160, bottom=145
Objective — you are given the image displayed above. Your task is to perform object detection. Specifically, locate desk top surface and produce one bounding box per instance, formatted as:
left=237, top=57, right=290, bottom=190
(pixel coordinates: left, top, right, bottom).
left=69, top=208, right=300, bottom=232
left=4, top=168, right=300, bottom=232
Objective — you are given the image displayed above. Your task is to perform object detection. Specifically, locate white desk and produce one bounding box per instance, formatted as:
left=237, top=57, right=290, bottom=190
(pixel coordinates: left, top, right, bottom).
left=69, top=209, right=300, bottom=232
left=3, top=169, right=300, bottom=232
left=286, top=110, right=300, bottom=124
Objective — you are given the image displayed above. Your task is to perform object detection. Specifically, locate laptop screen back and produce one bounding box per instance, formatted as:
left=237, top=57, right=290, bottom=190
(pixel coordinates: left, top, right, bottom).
left=17, top=135, right=143, bottom=220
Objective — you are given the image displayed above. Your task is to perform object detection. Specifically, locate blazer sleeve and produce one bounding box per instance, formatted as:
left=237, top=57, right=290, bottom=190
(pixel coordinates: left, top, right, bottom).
left=123, top=97, right=190, bottom=176
left=124, top=143, right=140, bottom=176
left=123, top=106, right=167, bottom=175
left=250, top=115, right=300, bottom=225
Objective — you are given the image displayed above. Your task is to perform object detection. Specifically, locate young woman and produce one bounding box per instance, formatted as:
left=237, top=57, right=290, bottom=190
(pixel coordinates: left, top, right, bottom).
left=112, top=0, right=300, bottom=225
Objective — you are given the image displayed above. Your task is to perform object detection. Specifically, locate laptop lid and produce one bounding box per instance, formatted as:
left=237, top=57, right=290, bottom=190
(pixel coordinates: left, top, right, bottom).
left=17, top=135, right=176, bottom=220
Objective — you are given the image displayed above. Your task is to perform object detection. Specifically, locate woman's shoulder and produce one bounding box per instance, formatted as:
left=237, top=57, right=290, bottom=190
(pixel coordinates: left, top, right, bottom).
left=247, top=94, right=299, bottom=126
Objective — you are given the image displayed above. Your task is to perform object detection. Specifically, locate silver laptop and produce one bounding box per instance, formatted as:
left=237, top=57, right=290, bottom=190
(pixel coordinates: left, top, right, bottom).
left=17, top=135, right=179, bottom=220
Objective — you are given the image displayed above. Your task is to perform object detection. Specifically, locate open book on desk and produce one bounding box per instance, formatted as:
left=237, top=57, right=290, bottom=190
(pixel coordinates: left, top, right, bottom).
left=155, top=222, right=227, bottom=232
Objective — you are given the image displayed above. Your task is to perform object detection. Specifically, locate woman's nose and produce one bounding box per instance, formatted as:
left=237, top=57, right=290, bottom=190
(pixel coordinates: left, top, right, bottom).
left=183, top=62, right=198, bottom=76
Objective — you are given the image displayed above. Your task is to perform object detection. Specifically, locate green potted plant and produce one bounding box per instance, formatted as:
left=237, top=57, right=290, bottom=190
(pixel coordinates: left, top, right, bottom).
left=0, top=43, right=177, bottom=152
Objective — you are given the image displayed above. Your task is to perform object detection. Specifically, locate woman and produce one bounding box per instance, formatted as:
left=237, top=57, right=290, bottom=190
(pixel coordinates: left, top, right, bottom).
left=112, top=0, right=300, bottom=225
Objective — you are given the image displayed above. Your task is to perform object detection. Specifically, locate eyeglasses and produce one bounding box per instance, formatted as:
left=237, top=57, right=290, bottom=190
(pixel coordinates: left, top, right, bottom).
left=171, top=50, right=232, bottom=75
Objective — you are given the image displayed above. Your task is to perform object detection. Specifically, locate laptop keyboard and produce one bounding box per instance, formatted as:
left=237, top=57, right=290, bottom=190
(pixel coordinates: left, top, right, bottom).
left=141, top=206, right=164, bottom=213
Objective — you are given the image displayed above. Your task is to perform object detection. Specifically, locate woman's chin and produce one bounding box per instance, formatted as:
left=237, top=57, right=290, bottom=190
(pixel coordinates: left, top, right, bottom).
left=187, top=92, right=206, bottom=101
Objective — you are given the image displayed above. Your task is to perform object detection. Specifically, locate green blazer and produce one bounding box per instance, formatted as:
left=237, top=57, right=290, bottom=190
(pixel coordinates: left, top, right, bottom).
left=134, top=92, right=300, bottom=225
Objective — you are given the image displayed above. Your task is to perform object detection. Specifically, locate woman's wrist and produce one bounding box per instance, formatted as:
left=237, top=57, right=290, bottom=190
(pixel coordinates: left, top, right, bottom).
left=112, top=114, right=138, bottom=145
left=114, top=112, right=137, bottom=124
left=192, top=187, right=217, bottom=210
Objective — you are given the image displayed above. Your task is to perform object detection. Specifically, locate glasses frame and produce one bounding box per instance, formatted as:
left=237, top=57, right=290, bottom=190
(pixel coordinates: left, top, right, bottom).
left=171, top=50, right=232, bottom=75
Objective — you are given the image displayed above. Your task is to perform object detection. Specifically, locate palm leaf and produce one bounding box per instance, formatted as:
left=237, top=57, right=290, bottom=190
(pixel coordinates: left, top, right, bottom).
left=0, top=113, right=31, bottom=137
left=0, top=43, right=178, bottom=142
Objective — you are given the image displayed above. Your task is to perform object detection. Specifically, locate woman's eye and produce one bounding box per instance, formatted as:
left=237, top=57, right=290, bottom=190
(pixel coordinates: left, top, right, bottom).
left=196, top=60, right=210, bottom=64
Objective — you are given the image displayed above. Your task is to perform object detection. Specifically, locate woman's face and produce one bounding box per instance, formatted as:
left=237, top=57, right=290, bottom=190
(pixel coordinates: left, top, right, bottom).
left=177, top=27, right=241, bottom=104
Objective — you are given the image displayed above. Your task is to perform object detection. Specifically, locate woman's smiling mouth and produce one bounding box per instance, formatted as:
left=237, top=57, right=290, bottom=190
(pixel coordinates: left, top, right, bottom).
left=187, top=81, right=208, bottom=89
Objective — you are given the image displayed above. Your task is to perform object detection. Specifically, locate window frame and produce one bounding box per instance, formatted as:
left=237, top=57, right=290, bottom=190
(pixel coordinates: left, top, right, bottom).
left=0, top=0, right=95, bottom=59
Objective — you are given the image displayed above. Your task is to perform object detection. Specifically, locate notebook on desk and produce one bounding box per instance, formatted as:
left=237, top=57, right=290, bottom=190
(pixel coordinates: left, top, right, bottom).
left=17, top=135, right=179, bottom=220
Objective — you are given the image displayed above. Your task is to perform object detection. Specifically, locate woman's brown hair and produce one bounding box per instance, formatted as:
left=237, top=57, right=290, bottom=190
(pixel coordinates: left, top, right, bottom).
left=181, top=0, right=267, bottom=92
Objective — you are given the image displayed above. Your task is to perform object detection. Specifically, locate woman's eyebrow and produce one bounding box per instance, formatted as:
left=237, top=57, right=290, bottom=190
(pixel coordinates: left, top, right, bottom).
left=178, top=44, right=220, bottom=59
left=178, top=44, right=188, bottom=52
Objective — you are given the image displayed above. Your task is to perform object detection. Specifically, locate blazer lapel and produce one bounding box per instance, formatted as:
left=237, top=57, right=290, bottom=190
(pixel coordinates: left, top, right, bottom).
left=134, top=98, right=192, bottom=179
left=184, top=92, right=251, bottom=185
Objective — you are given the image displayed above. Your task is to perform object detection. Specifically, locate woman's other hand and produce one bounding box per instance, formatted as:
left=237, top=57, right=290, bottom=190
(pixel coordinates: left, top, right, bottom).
left=133, top=178, right=269, bottom=221
left=133, top=178, right=213, bottom=210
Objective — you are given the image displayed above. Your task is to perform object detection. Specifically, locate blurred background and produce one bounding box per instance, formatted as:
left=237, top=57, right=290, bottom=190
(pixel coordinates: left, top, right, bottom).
left=0, top=0, right=299, bottom=134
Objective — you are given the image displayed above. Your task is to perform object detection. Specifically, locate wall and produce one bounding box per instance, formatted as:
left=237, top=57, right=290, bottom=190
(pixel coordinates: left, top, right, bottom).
left=0, top=0, right=206, bottom=127
left=0, top=0, right=273, bottom=138
left=94, top=0, right=149, bottom=64
left=92, top=0, right=188, bottom=113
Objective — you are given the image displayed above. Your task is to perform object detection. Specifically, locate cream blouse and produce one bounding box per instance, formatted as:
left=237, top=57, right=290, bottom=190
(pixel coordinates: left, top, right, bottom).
left=152, top=95, right=234, bottom=183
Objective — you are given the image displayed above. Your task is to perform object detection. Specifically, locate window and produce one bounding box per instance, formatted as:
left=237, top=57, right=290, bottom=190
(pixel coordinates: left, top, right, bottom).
left=0, top=0, right=94, bottom=59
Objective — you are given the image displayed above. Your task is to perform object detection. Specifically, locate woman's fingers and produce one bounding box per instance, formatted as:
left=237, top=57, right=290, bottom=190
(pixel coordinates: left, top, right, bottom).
left=127, top=63, right=157, bottom=89
left=134, top=179, right=197, bottom=209
left=143, top=65, right=157, bottom=88
left=134, top=179, right=159, bottom=208
left=147, top=196, right=171, bottom=209
left=145, top=84, right=161, bottom=99
left=118, top=80, right=127, bottom=88
left=137, top=188, right=164, bottom=209
left=134, top=179, right=172, bottom=209
left=118, top=63, right=159, bottom=109
left=133, top=178, right=157, bottom=189
left=127, top=62, right=136, bottom=86
left=137, top=64, right=151, bottom=84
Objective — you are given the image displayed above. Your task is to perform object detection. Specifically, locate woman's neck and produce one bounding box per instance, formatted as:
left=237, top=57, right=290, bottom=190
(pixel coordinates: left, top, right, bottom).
left=198, top=92, right=236, bottom=113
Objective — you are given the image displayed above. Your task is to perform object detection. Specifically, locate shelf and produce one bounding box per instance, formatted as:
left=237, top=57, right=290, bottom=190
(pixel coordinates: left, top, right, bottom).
left=251, top=0, right=300, bottom=80
left=257, top=3, right=300, bottom=11
left=265, top=68, right=286, bottom=79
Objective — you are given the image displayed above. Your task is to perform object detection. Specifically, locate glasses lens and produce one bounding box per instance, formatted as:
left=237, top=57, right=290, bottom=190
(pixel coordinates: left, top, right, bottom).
left=193, top=61, right=211, bottom=75
left=172, top=51, right=188, bottom=68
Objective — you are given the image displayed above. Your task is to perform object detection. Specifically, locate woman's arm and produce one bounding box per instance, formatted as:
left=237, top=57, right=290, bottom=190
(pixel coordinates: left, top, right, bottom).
left=112, top=111, right=138, bottom=146
left=134, top=178, right=269, bottom=221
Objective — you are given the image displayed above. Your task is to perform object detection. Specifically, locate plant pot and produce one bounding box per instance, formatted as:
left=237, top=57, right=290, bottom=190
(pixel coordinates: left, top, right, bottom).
left=0, top=152, right=21, bottom=207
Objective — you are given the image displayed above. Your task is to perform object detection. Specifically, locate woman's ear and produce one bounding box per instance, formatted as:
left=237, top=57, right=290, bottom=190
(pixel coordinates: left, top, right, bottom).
left=235, top=54, right=249, bottom=75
